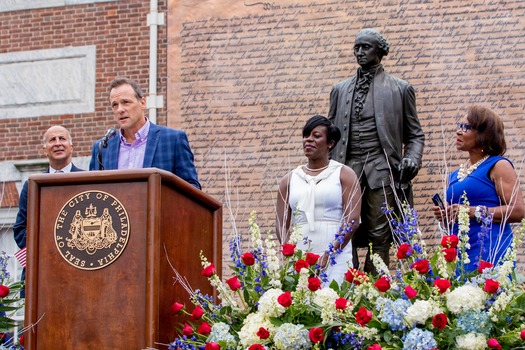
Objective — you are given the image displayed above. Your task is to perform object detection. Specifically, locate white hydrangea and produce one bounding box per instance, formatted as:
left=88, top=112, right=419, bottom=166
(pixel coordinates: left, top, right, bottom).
left=405, top=299, right=441, bottom=326
left=258, top=288, right=286, bottom=318
left=456, top=332, right=487, bottom=349
left=238, top=312, right=276, bottom=347
left=488, top=290, right=513, bottom=322
left=446, top=284, right=486, bottom=314
left=296, top=269, right=310, bottom=293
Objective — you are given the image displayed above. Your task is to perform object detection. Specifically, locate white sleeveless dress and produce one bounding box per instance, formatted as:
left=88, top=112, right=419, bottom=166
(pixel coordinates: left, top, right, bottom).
left=288, top=160, right=353, bottom=284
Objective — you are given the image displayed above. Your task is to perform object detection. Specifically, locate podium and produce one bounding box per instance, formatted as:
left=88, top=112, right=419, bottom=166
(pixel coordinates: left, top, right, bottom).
left=24, top=169, right=222, bottom=349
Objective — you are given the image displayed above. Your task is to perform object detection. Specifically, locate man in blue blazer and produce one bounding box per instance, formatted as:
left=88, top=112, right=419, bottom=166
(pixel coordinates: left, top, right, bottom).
left=14, top=125, right=84, bottom=296
left=89, top=77, right=201, bottom=190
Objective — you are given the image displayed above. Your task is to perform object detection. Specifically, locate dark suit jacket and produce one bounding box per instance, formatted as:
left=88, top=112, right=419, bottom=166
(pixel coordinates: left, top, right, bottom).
left=13, top=164, right=84, bottom=296
left=89, top=123, right=201, bottom=190
left=13, top=164, right=84, bottom=250
left=328, top=66, right=425, bottom=188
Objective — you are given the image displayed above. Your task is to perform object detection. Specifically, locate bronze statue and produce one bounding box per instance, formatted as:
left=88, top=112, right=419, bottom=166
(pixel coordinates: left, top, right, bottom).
left=328, top=28, right=425, bottom=274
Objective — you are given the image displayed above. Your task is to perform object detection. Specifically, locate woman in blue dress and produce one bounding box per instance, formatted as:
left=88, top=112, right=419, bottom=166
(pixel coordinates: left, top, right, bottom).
left=433, top=105, right=524, bottom=272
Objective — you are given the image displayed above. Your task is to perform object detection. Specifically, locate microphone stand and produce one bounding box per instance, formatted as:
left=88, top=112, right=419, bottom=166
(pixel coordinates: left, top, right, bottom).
left=97, top=128, right=116, bottom=170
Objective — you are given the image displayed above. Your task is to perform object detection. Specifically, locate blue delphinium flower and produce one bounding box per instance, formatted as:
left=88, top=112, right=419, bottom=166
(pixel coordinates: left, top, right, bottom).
left=402, top=328, right=437, bottom=350
left=326, top=328, right=364, bottom=349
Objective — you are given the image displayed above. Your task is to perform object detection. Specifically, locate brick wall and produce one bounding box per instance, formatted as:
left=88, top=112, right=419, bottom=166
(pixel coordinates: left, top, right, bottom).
left=0, top=0, right=168, bottom=162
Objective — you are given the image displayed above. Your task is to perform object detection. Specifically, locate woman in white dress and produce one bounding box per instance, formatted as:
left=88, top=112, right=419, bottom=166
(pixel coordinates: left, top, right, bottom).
left=276, top=115, right=362, bottom=284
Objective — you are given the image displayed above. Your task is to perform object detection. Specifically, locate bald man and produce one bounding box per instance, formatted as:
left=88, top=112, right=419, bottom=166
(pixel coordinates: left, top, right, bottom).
left=13, top=126, right=84, bottom=296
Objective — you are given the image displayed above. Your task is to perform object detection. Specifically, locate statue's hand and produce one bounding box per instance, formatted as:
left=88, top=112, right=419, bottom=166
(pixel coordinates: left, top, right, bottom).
left=398, top=157, right=418, bottom=184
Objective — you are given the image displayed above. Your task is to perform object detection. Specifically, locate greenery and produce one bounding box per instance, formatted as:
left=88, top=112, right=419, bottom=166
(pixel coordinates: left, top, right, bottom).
left=0, top=252, right=24, bottom=349
left=168, top=201, right=525, bottom=350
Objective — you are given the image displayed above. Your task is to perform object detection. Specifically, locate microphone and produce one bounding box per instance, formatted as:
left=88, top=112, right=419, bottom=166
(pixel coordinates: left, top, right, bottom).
left=101, top=128, right=117, bottom=148
left=97, top=128, right=117, bottom=170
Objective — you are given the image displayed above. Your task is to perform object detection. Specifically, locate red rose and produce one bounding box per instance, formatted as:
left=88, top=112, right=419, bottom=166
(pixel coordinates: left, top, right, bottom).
left=309, top=327, right=324, bottom=343
left=404, top=286, right=418, bottom=299
left=335, top=297, right=349, bottom=310
left=201, top=263, right=216, bottom=277
left=256, top=327, right=270, bottom=339
left=520, top=329, right=525, bottom=340
left=345, top=268, right=368, bottom=285
left=281, top=244, right=296, bottom=256
left=191, top=306, right=205, bottom=320
left=205, top=342, right=220, bottom=350
left=241, top=252, right=255, bottom=266
left=434, top=278, right=451, bottom=294
left=367, top=345, right=382, bottom=350
left=294, top=259, right=309, bottom=273
left=226, top=276, right=242, bottom=291
left=0, top=285, right=9, bottom=298
left=305, top=252, right=321, bottom=266
left=442, top=247, right=457, bottom=262
left=248, top=345, right=265, bottom=350
left=277, top=291, right=292, bottom=307
left=411, top=259, right=430, bottom=274
left=487, top=338, right=502, bottom=350
left=478, top=260, right=494, bottom=273
left=484, top=279, right=500, bottom=294
left=198, top=321, right=212, bottom=335
left=396, top=243, right=413, bottom=259
left=374, top=276, right=391, bottom=292
left=355, top=306, right=373, bottom=326
left=182, top=323, right=194, bottom=336
left=432, top=313, right=448, bottom=330
left=170, top=301, right=184, bottom=314
left=308, top=277, right=322, bottom=291
left=441, top=235, right=459, bottom=248
left=19, top=335, right=24, bottom=346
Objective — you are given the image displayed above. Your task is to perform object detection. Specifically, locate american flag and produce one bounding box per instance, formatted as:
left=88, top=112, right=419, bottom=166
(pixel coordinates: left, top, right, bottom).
left=14, top=247, right=26, bottom=268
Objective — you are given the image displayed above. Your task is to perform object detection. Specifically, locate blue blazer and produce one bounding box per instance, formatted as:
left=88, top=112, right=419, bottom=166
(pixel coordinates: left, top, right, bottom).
left=89, top=123, right=201, bottom=190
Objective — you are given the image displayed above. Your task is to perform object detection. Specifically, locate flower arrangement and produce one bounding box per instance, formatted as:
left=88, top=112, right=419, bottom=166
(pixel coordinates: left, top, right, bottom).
left=168, top=200, right=525, bottom=350
left=0, top=252, right=24, bottom=349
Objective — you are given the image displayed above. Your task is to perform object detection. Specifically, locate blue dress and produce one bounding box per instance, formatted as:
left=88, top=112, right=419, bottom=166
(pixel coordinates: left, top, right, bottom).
left=446, top=155, right=513, bottom=272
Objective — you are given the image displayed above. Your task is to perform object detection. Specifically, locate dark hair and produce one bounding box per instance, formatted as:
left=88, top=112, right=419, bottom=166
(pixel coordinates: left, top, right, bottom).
left=303, top=115, right=341, bottom=150
left=466, top=105, right=506, bottom=156
left=357, top=28, right=390, bottom=58
left=109, top=77, right=144, bottom=100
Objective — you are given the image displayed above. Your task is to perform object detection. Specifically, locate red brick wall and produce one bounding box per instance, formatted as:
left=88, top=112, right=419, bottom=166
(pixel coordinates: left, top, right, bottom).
left=0, top=0, right=168, bottom=161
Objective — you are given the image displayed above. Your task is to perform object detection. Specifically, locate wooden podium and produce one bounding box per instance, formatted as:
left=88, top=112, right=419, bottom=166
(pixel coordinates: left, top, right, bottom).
left=24, top=169, right=222, bottom=349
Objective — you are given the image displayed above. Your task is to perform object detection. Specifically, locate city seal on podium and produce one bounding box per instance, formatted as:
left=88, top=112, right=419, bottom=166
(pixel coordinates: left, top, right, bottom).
left=54, top=190, right=130, bottom=270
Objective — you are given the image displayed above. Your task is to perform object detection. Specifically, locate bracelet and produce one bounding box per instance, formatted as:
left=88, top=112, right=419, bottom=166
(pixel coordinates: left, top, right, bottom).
left=474, top=205, right=487, bottom=222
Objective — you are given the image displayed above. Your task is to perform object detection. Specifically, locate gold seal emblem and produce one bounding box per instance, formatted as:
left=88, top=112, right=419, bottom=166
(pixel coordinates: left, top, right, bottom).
left=54, top=190, right=130, bottom=270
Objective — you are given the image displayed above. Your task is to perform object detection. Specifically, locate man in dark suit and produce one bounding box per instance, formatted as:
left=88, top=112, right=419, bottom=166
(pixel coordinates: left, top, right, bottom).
left=328, top=29, right=425, bottom=274
left=13, top=125, right=84, bottom=296
left=89, top=77, right=201, bottom=190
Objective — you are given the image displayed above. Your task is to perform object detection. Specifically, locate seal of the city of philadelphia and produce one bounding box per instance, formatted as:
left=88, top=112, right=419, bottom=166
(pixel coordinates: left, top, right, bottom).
left=54, top=190, right=130, bottom=270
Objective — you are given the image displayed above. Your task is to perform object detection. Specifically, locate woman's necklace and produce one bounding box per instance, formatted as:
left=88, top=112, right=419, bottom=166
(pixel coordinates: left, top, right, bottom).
left=457, top=155, right=489, bottom=181
left=304, top=163, right=329, bottom=172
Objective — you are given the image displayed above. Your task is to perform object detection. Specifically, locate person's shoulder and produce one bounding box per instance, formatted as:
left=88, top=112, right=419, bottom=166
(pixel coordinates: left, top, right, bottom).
left=151, top=124, right=186, bottom=136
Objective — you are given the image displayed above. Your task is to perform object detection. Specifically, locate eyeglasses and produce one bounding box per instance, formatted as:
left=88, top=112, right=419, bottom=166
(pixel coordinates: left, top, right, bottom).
left=457, top=122, right=475, bottom=133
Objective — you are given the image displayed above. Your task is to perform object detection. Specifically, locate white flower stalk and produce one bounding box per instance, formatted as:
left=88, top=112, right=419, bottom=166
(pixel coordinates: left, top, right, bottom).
left=371, top=253, right=390, bottom=276
left=341, top=322, right=379, bottom=341
left=488, top=289, right=513, bottom=322
left=446, top=284, right=485, bottom=314
left=456, top=332, right=487, bottom=350
left=313, top=288, right=339, bottom=325
left=265, top=236, right=281, bottom=286
left=199, top=251, right=239, bottom=308
left=295, top=269, right=310, bottom=293
left=249, top=210, right=264, bottom=250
